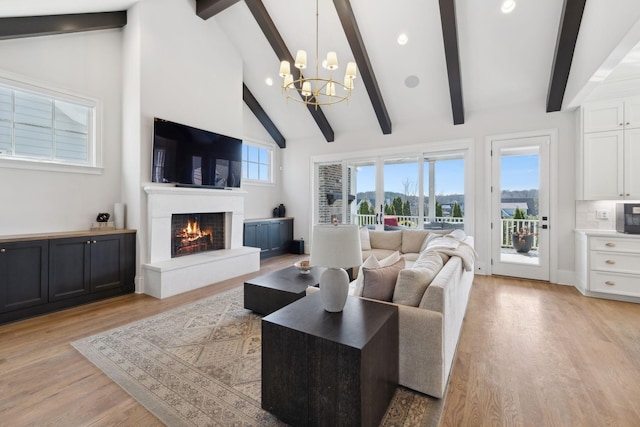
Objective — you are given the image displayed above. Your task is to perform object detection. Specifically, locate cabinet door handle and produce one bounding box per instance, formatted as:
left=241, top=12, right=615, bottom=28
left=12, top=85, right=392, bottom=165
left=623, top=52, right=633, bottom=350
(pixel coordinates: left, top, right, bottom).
left=605, top=243, right=615, bottom=247
left=86, top=240, right=91, bottom=244
left=0, top=248, right=5, bottom=253
left=605, top=281, right=615, bottom=286
left=605, top=259, right=616, bottom=264
left=93, top=240, right=97, bottom=244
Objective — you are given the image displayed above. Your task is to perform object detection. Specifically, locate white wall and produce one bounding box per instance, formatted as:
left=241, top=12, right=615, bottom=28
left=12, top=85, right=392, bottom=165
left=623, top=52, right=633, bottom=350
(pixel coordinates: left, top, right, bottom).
left=281, top=103, right=578, bottom=284
left=121, top=0, right=245, bottom=289
left=242, top=103, right=284, bottom=220
left=0, top=30, right=123, bottom=235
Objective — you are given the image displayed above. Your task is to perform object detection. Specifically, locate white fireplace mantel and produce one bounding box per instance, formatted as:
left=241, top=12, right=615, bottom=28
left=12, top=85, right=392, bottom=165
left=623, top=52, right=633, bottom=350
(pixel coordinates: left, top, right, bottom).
left=142, top=185, right=259, bottom=298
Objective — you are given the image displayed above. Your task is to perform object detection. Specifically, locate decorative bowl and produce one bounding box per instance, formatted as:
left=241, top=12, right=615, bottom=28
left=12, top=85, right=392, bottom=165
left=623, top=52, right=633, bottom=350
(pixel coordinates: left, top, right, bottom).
left=294, top=261, right=313, bottom=274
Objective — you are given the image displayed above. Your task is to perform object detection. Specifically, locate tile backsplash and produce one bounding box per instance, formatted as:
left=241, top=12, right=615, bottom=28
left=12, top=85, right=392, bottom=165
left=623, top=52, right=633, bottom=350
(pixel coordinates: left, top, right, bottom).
left=575, top=200, right=617, bottom=230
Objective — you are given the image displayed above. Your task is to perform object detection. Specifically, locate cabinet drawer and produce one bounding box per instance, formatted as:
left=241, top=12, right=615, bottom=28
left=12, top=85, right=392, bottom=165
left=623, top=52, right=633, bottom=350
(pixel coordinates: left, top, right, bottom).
left=590, top=237, right=640, bottom=253
left=590, top=251, right=640, bottom=274
left=589, top=271, right=640, bottom=297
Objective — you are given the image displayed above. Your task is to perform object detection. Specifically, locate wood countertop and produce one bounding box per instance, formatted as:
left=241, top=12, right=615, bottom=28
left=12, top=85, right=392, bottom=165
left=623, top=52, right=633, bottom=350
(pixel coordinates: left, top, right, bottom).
left=0, top=229, right=136, bottom=244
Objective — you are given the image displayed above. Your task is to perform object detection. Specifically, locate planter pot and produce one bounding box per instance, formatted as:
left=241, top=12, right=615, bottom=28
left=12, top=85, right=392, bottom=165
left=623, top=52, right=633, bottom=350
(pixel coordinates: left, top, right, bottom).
left=512, top=233, right=534, bottom=253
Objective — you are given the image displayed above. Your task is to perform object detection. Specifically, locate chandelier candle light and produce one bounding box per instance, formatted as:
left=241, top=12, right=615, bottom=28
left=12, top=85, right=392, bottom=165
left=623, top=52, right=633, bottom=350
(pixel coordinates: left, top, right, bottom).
left=278, top=0, right=357, bottom=108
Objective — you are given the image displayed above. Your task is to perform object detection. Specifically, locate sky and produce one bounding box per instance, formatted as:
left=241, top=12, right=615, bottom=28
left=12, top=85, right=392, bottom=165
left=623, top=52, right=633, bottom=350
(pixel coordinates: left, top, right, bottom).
left=354, top=155, right=539, bottom=195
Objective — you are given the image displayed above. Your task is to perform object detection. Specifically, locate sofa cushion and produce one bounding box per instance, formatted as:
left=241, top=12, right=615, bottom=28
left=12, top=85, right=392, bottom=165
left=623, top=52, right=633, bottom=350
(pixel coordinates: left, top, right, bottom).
left=361, top=258, right=405, bottom=302
left=359, top=226, right=372, bottom=251
left=354, top=251, right=401, bottom=297
left=401, top=252, right=420, bottom=263
left=393, top=251, right=444, bottom=307
left=401, top=229, right=430, bottom=254
left=369, top=230, right=402, bottom=251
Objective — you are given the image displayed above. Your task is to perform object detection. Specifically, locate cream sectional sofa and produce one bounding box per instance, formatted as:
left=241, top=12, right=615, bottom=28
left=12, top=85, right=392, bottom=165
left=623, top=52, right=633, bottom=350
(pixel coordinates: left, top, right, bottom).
left=353, top=228, right=475, bottom=398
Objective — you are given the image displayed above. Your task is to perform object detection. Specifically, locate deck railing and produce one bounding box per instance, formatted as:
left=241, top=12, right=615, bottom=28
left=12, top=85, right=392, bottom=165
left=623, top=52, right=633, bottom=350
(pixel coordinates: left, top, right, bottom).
left=501, top=218, right=540, bottom=249
left=354, top=215, right=540, bottom=250
left=354, top=214, right=464, bottom=227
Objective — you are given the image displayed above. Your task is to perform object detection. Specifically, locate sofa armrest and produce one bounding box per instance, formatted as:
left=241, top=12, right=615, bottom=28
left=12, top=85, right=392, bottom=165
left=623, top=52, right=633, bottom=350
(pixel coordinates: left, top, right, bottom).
left=397, top=304, right=445, bottom=398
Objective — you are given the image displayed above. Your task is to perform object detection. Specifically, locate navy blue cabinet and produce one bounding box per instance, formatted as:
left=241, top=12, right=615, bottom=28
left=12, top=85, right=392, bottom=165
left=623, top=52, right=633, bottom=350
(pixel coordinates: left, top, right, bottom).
left=244, top=218, right=293, bottom=259
left=0, top=240, right=48, bottom=313
left=0, top=230, right=135, bottom=325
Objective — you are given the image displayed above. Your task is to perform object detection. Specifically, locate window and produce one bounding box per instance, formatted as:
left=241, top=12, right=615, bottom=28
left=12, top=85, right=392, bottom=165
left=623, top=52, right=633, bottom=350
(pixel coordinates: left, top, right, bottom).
left=0, top=76, right=97, bottom=170
left=242, top=142, right=272, bottom=183
left=423, top=151, right=466, bottom=228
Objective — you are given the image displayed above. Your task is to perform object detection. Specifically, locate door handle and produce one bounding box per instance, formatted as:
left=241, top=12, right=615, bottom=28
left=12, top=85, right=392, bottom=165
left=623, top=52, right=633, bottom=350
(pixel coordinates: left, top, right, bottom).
left=541, top=225, right=548, bottom=229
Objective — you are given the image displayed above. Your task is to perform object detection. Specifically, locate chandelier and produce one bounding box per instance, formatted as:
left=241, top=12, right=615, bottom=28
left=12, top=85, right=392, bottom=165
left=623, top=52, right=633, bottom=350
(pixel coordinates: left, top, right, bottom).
left=278, top=0, right=357, bottom=108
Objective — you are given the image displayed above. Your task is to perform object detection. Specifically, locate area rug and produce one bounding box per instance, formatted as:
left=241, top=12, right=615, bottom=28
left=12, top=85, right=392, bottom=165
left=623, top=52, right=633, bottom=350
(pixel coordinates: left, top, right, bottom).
left=72, top=287, right=442, bottom=426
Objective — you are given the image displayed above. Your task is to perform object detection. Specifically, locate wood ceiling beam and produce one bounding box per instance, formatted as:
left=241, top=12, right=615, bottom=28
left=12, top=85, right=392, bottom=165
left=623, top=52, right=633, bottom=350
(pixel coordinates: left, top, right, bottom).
left=547, top=0, right=587, bottom=112
left=245, top=0, right=335, bottom=142
left=438, top=0, right=465, bottom=125
left=333, top=0, right=392, bottom=135
left=196, top=0, right=241, bottom=20
left=0, top=12, right=127, bottom=40
left=243, top=83, right=286, bottom=148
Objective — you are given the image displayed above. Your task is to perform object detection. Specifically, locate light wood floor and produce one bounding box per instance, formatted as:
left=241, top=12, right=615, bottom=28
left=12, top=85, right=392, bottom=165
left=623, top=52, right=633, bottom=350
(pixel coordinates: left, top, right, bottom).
left=1, top=255, right=639, bottom=426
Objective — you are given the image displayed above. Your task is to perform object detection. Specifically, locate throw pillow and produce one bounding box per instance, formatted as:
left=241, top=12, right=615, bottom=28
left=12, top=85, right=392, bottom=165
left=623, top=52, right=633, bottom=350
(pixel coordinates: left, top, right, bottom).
left=393, top=251, right=444, bottom=306
left=353, top=251, right=401, bottom=297
left=361, top=258, right=405, bottom=302
left=359, top=226, right=372, bottom=251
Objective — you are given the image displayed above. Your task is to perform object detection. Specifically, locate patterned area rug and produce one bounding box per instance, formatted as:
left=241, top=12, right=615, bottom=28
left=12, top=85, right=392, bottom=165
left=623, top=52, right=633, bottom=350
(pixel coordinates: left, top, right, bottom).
left=72, top=287, right=442, bottom=426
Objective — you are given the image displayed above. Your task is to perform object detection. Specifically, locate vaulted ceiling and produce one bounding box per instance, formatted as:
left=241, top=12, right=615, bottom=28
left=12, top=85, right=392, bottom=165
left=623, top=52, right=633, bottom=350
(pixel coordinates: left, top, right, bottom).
left=3, top=0, right=640, bottom=148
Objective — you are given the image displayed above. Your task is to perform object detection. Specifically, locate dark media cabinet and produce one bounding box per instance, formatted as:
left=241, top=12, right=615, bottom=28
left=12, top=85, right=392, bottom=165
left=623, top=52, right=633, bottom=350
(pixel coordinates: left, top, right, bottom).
left=0, top=229, right=136, bottom=325
left=243, top=217, right=293, bottom=259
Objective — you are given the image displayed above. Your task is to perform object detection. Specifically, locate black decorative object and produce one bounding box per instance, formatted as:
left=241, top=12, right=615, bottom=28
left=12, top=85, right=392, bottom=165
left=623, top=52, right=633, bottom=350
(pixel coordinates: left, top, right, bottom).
left=273, top=207, right=279, bottom=217
left=278, top=204, right=286, bottom=217
left=96, top=213, right=110, bottom=222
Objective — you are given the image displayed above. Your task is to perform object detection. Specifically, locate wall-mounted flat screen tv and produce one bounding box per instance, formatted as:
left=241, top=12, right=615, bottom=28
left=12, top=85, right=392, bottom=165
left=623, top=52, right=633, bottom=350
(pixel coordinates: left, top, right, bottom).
left=151, top=117, right=242, bottom=188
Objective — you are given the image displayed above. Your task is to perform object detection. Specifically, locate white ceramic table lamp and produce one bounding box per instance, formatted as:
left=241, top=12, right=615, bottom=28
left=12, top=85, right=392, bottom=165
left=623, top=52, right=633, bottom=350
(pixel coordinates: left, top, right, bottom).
left=309, top=224, right=362, bottom=312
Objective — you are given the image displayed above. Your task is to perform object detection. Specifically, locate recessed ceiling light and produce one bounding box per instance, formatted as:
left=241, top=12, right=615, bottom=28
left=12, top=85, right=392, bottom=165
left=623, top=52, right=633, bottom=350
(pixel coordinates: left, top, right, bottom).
left=265, top=77, right=274, bottom=86
left=405, top=75, right=420, bottom=88
left=501, top=0, right=516, bottom=14
left=397, top=33, right=408, bottom=46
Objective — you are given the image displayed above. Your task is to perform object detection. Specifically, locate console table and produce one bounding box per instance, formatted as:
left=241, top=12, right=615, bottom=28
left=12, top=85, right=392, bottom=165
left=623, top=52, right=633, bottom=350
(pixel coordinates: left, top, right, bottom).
left=261, top=292, right=399, bottom=426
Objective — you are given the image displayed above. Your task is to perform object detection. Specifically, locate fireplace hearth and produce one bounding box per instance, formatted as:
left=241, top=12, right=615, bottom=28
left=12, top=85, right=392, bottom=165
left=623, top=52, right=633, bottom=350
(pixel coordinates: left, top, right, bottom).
left=171, top=213, right=225, bottom=258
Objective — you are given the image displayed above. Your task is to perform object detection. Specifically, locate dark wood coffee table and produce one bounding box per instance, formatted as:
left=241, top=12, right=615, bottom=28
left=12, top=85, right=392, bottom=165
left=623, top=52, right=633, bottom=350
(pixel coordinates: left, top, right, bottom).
left=261, top=291, right=399, bottom=427
left=243, top=265, right=325, bottom=315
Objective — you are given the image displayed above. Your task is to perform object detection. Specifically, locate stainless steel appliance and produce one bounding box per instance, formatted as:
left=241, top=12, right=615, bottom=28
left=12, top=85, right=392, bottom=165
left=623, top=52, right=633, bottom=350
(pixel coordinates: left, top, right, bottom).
left=616, top=203, right=640, bottom=234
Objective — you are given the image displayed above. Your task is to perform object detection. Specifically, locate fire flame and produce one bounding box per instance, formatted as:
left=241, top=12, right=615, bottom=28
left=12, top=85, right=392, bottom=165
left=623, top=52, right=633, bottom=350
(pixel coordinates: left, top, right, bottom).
left=180, top=220, right=207, bottom=241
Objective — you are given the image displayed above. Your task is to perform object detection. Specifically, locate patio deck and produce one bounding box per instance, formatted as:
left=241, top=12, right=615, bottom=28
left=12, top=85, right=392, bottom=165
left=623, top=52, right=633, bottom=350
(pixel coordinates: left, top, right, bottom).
left=500, top=248, right=539, bottom=266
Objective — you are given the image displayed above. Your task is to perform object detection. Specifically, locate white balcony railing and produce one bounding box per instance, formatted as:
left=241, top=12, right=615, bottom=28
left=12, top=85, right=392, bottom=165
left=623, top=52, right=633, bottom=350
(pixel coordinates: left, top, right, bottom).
left=354, top=214, right=464, bottom=228
left=501, top=218, right=540, bottom=250
left=354, top=215, right=539, bottom=250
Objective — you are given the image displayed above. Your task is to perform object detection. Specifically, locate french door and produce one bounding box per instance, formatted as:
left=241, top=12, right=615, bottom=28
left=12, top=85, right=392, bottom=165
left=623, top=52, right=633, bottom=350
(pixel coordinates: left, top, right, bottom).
left=490, top=135, right=550, bottom=281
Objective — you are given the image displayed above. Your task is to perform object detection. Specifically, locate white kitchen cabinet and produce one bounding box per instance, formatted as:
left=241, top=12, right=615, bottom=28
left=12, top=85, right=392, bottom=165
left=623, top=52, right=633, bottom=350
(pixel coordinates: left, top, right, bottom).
left=583, top=97, right=640, bottom=133
left=581, top=110, right=640, bottom=200
left=624, top=128, right=640, bottom=199
left=575, top=231, right=640, bottom=302
left=583, top=130, right=623, bottom=200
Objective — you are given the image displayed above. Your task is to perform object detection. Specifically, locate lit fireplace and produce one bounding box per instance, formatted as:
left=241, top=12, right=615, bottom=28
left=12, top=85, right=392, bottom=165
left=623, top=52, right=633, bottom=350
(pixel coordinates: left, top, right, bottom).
left=171, top=213, right=225, bottom=258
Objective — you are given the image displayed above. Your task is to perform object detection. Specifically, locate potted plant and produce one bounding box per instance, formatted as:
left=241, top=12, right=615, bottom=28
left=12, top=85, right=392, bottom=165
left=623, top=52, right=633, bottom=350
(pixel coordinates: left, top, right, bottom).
left=512, top=226, right=535, bottom=253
